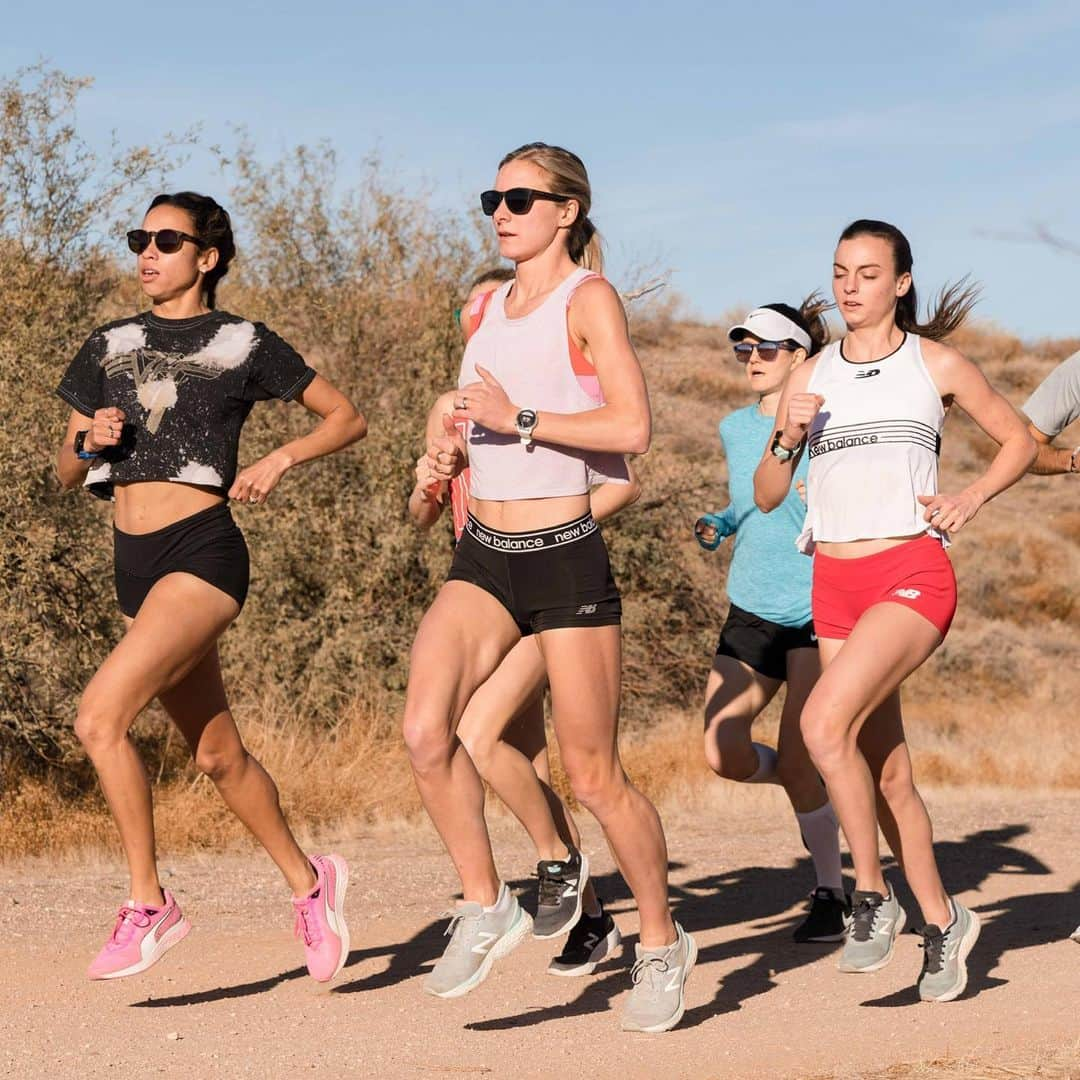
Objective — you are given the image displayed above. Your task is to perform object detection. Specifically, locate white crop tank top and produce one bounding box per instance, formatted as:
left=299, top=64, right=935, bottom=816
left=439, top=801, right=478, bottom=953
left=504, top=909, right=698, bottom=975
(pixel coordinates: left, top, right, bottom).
left=799, top=333, right=947, bottom=549
left=460, top=266, right=629, bottom=501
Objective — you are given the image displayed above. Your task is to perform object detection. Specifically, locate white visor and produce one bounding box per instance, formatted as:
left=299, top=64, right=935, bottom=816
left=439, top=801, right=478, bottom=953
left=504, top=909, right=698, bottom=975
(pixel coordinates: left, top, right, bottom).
left=728, top=308, right=812, bottom=351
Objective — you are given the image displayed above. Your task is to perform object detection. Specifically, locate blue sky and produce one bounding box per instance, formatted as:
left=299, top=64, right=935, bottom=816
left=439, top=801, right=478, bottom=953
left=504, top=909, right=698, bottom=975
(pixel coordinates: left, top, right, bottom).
left=5, top=0, right=1080, bottom=338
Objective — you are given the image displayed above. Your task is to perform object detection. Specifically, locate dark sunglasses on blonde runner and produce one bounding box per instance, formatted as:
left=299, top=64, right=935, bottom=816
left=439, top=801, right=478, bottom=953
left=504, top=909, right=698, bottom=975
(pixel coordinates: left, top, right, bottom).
left=480, top=188, right=572, bottom=216
left=732, top=341, right=799, bottom=362
left=126, top=228, right=207, bottom=255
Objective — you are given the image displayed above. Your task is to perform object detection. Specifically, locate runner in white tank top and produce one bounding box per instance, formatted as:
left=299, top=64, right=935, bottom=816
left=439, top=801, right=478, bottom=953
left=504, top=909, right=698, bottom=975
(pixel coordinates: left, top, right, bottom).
left=754, top=220, right=1035, bottom=1004
left=403, top=144, right=695, bottom=1033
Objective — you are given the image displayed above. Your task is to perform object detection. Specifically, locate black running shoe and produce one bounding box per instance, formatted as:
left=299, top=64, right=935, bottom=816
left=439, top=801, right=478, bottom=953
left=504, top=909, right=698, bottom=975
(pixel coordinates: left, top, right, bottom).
left=547, top=907, right=622, bottom=977
left=793, top=887, right=851, bottom=943
left=533, top=848, right=590, bottom=939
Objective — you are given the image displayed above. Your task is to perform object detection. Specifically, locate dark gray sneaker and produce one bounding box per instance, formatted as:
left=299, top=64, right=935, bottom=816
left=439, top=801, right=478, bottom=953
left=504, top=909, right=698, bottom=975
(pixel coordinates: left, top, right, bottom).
left=917, top=899, right=981, bottom=1002
left=423, top=885, right=532, bottom=998
left=620, top=922, right=697, bottom=1033
left=793, top=887, right=851, bottom=943
left=838, top=888, right=906, bottom=973
left=533, top=848, right=590, bottom=940
left=548, top=906, right=622, bottom=977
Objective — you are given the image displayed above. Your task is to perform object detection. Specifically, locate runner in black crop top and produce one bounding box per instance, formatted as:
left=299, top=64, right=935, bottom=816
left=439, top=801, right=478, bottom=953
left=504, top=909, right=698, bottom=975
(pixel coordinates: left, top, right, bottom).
left=57, top=310, right=315, bottom=499
left=54, top=192, right=366, bottom=988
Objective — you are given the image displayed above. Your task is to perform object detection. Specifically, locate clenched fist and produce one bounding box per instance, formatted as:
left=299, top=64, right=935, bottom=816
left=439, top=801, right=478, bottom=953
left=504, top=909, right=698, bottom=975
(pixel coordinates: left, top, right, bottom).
left=782, top=394, right=825, bottom=444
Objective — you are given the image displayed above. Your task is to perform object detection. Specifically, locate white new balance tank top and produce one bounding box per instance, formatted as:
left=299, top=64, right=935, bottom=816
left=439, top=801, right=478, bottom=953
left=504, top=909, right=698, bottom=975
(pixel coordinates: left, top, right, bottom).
left=801, top=333, right=946, bottom=547
left=460, top=266, right=629, bottom=501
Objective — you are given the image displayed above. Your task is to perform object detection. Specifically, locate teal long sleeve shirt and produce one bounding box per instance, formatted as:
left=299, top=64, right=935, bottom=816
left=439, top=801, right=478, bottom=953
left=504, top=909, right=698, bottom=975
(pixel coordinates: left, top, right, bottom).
left=698, top=404, right=812, bottom=627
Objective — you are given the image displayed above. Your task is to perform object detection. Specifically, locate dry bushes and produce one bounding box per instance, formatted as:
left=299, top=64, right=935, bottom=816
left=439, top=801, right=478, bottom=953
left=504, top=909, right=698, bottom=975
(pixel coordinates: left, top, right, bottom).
left=1, top=68, right=1077, bottom=860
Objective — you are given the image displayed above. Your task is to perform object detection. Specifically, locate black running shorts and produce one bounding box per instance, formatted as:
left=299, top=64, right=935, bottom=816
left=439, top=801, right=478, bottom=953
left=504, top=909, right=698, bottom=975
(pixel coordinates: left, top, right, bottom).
left=715, top=602, right=817, bottom=681
left=447, top=512, right=621, bottom=635
left=113, top=502, right=250, bottom=617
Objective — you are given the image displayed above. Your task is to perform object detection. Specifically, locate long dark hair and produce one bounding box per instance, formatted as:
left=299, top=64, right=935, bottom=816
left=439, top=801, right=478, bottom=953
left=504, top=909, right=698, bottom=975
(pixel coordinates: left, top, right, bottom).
left=838, top=219, right=979, bottom=341
left=759, top=291, right=833, bottom=357
left=147, top=192, right=235, bottom=309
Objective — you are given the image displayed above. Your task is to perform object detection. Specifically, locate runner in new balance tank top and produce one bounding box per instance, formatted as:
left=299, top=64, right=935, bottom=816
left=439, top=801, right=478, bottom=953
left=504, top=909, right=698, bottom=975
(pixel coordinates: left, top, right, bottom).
left=404, top=144, right=695, bottom=1032
left=695, top=295, right=849, bottom=943
left=408, top=267, right=635, bottom=975
left=754, top=220, right=1036, bottom=1002
left=55, top=193, right=366, bottom=983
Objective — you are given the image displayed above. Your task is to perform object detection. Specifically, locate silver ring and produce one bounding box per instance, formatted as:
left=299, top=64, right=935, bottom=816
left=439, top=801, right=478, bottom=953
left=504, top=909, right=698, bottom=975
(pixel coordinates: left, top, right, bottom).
left=248, top=496, right=258, bottom=504
left=461, top=397, right=467, bottom=408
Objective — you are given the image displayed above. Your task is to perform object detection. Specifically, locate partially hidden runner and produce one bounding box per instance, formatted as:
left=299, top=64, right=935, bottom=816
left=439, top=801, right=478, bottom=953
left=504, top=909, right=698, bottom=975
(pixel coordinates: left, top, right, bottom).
left=695, top=295, right=849, bottom=943
left=1018, top=347, right=1080, bottom=943
left=55, top=192, right=367, bottom=982
left=754, top=218, right=1036, bottom=1002
left=403, top=143, right=696, bottom=1032
left=407, top=266, right=637, bottom=975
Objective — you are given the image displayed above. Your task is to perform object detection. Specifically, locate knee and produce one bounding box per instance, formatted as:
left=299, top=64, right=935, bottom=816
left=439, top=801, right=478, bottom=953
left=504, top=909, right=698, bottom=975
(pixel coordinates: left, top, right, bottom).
left=402, top=713, right=454, bottom=774
left=876, top=757, right=915, bottom=807
left=799, top=701, right=849, bottom=774
left=194, top=741, right=247, bottom=784
left=74, top=697, right=126, bottom=757
left=703, top=718, right=750, bottom=780
left=565, top=759, right=624, bottom=817
left=457, top=718, right=497, bottom=776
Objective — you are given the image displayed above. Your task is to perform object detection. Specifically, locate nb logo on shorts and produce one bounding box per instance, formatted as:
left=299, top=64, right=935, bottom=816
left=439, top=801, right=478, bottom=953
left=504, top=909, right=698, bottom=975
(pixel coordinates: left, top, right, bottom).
left=893, top=588, right=921, bottom=600
left=576, top=604, right=598, bottom=615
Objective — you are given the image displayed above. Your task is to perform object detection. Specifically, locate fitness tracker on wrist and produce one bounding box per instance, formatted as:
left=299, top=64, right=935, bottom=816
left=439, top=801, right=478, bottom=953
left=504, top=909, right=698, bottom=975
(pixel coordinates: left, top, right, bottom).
left=770, top=430, right=802, bottom=462
left=74, top=430, right=100, bottom=459
left=515, top=408, right=539, bottom=446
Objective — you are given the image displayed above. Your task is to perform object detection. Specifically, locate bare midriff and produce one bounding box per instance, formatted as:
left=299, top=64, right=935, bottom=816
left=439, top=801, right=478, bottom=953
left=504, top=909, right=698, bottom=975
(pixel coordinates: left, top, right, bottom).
left=468, top=493, right=591, bottom=533
left=112, top=481, right=225, bottom=535
left=816, top=532, right=927, bottom=559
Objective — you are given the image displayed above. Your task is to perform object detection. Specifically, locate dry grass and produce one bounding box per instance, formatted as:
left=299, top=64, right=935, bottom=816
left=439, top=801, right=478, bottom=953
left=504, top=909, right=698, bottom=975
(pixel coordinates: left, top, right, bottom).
left=799, top=1040, right=1080, bottom=1079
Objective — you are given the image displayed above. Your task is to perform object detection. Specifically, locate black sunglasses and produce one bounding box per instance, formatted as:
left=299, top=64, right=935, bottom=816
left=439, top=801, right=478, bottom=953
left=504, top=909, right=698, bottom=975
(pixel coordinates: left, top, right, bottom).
left=480, top=188, right=571, bottom=216
left=733, top=341, right=799, bottom=362
left=127, top=228, right=206, bottom=255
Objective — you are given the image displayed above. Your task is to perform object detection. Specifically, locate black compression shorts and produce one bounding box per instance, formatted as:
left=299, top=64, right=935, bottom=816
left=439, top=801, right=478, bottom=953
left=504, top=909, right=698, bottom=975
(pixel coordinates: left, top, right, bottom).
left=715, top=602, right=817, bottom=681
left=447, top=512, right=621, bottom=635
left=113, top=502, right=249, bottom=617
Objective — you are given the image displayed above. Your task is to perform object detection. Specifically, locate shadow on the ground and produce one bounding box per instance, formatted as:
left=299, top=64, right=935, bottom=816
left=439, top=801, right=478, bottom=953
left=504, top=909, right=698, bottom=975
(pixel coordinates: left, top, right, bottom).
left=130, top=823, right=1059, bottom=1016
left=469, top=823, right=1057, bottom=1031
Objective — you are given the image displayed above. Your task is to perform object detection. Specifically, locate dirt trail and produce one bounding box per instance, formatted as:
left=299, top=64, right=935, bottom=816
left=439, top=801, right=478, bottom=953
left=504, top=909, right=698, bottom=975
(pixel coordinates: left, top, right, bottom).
left=2, top=789, right=1077, bottom=1079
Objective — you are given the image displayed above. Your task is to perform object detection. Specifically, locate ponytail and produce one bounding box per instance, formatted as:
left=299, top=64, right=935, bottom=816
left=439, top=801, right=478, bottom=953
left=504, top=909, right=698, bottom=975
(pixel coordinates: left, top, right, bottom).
left=839, top=219, right=979, bottom=341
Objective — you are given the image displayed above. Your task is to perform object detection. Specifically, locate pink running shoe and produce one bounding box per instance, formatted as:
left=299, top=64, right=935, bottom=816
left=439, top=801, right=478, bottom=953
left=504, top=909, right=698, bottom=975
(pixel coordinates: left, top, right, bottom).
left=88, top=890, right=191, bottom=980
left=292, top=854, right=350, bottom=982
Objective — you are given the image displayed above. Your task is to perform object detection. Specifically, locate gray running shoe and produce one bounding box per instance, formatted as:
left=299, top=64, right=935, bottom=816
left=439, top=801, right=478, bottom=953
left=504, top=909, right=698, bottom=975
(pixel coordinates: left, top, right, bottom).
left=838, top=888, right=906, bottom=973
left=533, top=848, right=590, bottom=940
left=917, top=899, right=981, bottom=1002
left=620, top=922, right=697, bottom=1033
left=423, top=886, right=533, bottom=998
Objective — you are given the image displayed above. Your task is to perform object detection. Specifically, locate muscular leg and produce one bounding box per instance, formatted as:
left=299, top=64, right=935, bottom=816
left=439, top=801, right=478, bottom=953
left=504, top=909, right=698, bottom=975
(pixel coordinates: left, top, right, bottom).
left=802, top=603, right=951, bottom=927
left=457, top=638, right=569, bottom=862
left=158, top=646, right=315, bottom=896
left=702, top=655, right=781, bottom=781
left=858, top=693, right=948, bottom=921
left=775, top=648, right=827, bottom=813
left=402, top=581, right=521, bottom=906
left=541, top=625, right=675, bottom=949
left=74, top=573, right=239, bottom=906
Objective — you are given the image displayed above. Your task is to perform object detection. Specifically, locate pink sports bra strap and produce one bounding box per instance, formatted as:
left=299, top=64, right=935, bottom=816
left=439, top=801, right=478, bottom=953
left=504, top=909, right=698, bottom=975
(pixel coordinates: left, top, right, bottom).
left=467, top=290, right=496, bottom=338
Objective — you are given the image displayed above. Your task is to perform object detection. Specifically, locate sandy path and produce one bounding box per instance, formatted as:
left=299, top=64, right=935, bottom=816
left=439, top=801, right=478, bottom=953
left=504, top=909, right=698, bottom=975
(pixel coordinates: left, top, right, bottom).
left=2, top=789, right=1077, bottom=1079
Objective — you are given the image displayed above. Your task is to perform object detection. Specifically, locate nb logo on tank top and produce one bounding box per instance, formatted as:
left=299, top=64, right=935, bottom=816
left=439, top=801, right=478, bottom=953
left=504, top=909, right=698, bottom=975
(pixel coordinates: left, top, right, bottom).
left=853, top=368, right=881, bottom=379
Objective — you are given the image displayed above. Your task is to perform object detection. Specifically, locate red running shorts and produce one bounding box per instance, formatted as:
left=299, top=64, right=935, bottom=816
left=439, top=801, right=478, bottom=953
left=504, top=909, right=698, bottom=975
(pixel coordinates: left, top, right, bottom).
left=812, top=534, right=957, bottom=641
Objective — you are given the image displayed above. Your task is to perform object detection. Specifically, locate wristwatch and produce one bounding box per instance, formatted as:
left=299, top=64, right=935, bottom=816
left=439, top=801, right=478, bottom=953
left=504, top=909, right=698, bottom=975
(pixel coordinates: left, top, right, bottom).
left=515, top=408, right=539, bottom=446
left=73, top=430, right=100, bottom=459
left=770, top=430, right=802, bottom=462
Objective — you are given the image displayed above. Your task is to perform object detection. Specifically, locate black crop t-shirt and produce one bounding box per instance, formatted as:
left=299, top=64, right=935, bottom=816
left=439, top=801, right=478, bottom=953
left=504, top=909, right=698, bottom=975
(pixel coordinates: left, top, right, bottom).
left=56, top=310, right=316, bottom=500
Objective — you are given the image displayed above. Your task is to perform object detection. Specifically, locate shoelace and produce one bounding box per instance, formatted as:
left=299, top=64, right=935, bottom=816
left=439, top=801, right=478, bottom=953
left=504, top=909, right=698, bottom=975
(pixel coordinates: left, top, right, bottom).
left=536, top=857, right=575, bottom=907
left=850, top=896, right=881, bottom=942
left=630, top=952, right=670, bottom=993
left=293, top=900, right=323, bottom=949
left=918, top=925, right=947, bottom=974
left=109, top=906, right=152, bottom=948
left=438, top=908, right=479, bottom=956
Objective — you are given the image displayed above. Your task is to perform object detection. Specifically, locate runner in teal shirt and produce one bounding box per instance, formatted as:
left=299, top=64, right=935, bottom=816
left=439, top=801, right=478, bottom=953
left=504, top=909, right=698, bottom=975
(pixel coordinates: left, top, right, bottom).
left=695, top=296, right=849, bottom=943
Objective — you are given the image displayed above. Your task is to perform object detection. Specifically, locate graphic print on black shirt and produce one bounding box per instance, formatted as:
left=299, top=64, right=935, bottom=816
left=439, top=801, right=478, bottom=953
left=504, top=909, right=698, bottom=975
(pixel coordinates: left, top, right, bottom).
left=57, top=311, right=315, bottom=500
